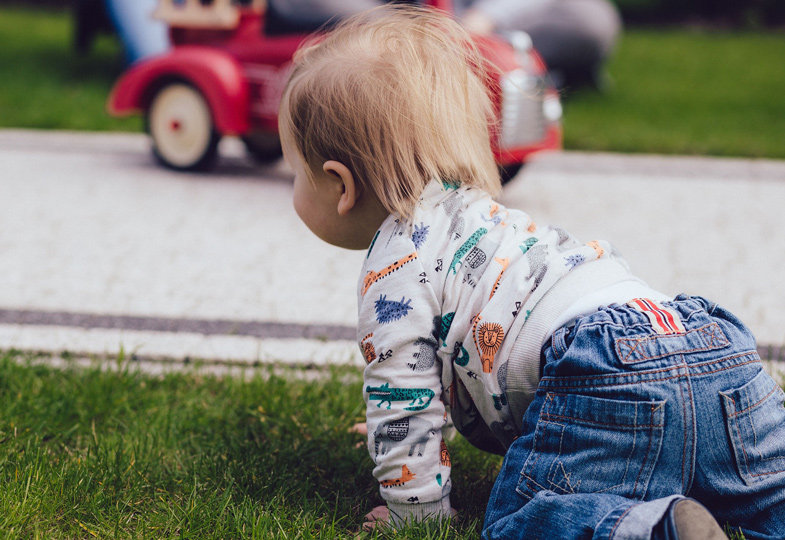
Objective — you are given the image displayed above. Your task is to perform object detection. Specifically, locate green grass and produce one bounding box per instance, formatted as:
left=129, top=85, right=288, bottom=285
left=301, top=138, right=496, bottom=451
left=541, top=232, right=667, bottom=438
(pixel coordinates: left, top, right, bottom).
left=562, top=28, right=785, bottom=159
left=1, top=7, right=784, bottom=159
left=0, top=351, right=500, bottom=538
left=0, top=351, right=762, bottom=538
left=0, top=7, right=141, bottom=132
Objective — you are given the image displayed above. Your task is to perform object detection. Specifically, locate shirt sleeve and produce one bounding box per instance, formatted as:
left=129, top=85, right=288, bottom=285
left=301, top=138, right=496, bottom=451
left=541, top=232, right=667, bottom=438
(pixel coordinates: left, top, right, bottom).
left=358, top=243, right=452, bottom=525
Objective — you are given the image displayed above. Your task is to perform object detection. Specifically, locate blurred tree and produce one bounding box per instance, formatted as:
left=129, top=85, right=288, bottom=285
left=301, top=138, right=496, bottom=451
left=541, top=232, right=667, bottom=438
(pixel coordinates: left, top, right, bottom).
left=611, top=0, right=784, bottom=26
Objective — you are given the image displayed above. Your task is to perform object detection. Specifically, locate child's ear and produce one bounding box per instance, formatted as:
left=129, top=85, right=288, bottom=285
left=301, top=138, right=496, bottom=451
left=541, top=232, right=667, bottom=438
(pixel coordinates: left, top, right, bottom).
left=323, top=160, right=358, bottom=216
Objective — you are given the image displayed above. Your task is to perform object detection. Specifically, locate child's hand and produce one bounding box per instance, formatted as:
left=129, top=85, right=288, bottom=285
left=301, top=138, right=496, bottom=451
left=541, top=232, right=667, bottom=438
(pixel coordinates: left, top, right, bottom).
left=362, top=505, right=390, bottom=532
left=349, top=422, right=367, bottom=436
left=349, top=422, right=367, bottom=449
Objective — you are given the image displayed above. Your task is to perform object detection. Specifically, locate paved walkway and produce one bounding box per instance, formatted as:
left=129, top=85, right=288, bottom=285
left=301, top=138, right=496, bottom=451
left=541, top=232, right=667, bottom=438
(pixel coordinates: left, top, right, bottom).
left=1, top=129, right=784, bottom=375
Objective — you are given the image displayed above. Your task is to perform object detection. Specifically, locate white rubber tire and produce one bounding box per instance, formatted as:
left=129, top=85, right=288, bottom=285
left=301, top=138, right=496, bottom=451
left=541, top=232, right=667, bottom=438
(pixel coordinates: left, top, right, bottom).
left=147, top=82, right=219, bottom=170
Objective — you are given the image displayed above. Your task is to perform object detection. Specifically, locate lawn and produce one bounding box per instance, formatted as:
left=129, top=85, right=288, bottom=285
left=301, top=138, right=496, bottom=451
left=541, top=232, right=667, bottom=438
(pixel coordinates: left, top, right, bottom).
left=0, top=8, right=777, bottom=538
left=0, top=351, right=500, bottom=538
left=0, top=7, right=141, bottom=132
left=0, top=352, right=755, bottom=538
left=1, top=6, right=784, bottom=159
left=563, top=28, right=785, bottom=159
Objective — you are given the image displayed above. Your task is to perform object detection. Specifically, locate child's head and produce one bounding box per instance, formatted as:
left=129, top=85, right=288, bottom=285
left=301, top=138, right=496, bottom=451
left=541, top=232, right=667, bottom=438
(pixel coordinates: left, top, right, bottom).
left=279, top=6, right=501, bottom=221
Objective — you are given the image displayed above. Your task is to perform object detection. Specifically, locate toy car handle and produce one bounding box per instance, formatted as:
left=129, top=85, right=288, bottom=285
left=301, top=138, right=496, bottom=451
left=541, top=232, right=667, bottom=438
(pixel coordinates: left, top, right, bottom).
left=425, top=0, right=454, bottom=11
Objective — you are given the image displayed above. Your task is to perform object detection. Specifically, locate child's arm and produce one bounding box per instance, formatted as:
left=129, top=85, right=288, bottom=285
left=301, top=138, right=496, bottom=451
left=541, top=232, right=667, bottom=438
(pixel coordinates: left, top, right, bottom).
left=359, top=248, right=452, bottom=527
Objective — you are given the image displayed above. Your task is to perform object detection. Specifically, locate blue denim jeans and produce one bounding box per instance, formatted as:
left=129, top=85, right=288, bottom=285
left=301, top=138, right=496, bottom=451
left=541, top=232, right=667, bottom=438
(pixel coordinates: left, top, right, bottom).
left=483, top=295, right=785, bottom=539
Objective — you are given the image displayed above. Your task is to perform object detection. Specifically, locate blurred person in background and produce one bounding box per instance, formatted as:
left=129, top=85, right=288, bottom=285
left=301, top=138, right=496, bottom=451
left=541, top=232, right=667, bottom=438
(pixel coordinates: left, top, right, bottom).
left=266, top=0, right=622, bottom=89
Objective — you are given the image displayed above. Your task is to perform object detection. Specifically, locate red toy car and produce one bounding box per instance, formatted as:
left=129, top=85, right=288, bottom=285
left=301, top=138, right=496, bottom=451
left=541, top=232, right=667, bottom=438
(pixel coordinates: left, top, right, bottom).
left=107, top=0, right=562, bottom=181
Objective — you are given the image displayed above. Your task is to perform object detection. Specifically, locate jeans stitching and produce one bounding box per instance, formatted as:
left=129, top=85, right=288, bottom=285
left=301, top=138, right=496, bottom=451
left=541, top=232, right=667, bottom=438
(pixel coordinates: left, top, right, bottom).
left=608, top=503, right=636, bottom=540
left=544, top=411, right=568, bottom=493
left=679, top=373, right=689, bottom=492
left=726, top=386, right=779, bottom=417
left=522, top=424, right=555, bottom=494
left=619, top=403, right=638, bottom=495
left=551, top=461, right=579, bottom=493
left=631, top=403, right=660, bottom=498
left=690, top=352, right=759, bottom=371
left=617, top=340, right=643, bottom=363
left=538, top=354, right=759, bottom=389
left=730, top=410, right=754, bottom=479
left=746, top=469, right=785, bottom=478
left=614, top=323, right=730, bottom=364
left=699, top=324, right=728, bottom=348
left=523, top=395, right=663, bottom=499
left=540, top=412, right=663, bottom=429
left=673, top=303, right=702, bottom=323
left=684, top=368, right=696, bottom=492
left=579, top=320, right=649, bottom=333
left=518, top=394, right=553, bottom=497
left=616, top=339, right=728, bottom=362
left=539, top=425, right=628, bottom=495
left=553, top=330, right=566, bottom=359
left=725, top=387, right=785, bottom=479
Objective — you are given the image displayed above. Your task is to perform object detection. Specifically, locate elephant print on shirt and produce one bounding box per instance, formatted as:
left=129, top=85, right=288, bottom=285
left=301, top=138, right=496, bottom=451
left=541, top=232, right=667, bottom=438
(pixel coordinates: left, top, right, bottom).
left=525, top=244, right=549, bottom=290
left=374, top=416, right=438, bottom=458
left=439, top=192, right=466, bottom=240
left=449, top=227, right=488, bottom=274
left=409, top=336, right=438, bottom=372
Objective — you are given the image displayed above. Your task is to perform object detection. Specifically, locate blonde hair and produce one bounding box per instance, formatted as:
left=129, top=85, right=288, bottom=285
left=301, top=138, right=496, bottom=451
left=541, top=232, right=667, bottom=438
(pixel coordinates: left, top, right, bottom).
left=278, top=5, right=501, bottom=219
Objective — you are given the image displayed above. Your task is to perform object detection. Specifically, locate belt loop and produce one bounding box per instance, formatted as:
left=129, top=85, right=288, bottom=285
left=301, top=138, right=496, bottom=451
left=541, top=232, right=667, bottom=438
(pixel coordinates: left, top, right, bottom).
left=550, top=326, right=570, bottom=360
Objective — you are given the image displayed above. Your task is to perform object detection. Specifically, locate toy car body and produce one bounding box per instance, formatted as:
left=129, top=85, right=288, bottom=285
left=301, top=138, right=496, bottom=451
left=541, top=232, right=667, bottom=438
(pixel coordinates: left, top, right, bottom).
left=107, top=0, right=562, bottom=179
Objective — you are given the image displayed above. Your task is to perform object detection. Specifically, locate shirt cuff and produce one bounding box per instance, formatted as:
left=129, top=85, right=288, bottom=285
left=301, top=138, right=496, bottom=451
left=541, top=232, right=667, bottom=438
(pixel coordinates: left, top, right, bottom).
left=387, top=495, right=452, bottom=527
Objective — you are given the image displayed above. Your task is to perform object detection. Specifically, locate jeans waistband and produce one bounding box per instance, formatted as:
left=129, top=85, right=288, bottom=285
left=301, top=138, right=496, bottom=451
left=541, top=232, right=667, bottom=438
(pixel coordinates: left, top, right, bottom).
left=504, top=258, right=635, bottom=432
left=538, top=294, right=760, bottom=390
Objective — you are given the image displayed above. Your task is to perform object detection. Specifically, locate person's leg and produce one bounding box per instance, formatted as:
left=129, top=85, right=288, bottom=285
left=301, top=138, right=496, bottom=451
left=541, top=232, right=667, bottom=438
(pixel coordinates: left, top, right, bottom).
left=678, top=298, right=785, bottom=539
left=483, top=344, right=682, bottom=539
left=651, top=499, right=727, bottom=540
left=493, top=0, right=621, bottom=88
left=485, top=295, right=750, bottom=539
left=484, top=489, right=668, bottom=540
left=485, top=486, right=725, bottom=540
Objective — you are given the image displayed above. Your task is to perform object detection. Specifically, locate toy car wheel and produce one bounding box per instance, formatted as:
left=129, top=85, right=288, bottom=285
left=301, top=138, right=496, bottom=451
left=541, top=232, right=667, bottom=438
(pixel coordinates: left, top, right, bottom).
left=242, top=131, right=282, bottom=164
left=146, top=82, right=220, bottom=171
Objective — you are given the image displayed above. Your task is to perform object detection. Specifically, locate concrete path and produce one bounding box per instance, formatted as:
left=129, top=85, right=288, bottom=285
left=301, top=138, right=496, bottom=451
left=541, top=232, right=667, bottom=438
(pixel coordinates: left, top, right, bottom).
left=2, top=129, right=784, bottom=374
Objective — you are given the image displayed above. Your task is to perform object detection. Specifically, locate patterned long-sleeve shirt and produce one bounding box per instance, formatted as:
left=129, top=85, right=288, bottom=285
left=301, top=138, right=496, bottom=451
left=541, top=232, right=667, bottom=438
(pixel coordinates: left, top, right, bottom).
left=357, top=181, right=639, bottom=523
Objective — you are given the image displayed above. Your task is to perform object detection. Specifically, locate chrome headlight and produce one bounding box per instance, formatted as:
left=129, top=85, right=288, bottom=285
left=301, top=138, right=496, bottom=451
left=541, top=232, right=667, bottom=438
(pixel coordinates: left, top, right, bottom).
left=499, top=69, right=547, bottom=148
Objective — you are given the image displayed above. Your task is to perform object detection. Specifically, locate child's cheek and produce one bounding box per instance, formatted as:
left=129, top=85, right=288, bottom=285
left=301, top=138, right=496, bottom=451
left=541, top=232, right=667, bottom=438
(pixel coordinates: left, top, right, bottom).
left=292, top=194, right=304, bottom=222
left=292, top=185, right=309, bottom=225
left=292, top=193, right=322, bottom=239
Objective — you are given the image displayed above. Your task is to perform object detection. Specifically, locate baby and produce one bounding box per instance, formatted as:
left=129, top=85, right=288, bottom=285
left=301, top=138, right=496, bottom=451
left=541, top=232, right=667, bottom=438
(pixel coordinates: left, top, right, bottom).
left=278, top=6, right=785, bottom=538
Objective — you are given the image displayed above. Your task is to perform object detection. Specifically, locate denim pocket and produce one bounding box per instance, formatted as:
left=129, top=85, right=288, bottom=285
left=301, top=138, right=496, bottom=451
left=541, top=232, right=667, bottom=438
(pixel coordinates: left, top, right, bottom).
left=516, top=392, right=665, bottom=500
left=721, top=369, right=785, bottom=486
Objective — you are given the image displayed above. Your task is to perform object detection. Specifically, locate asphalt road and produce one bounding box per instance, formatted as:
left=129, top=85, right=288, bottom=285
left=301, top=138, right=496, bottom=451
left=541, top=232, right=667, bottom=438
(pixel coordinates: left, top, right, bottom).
left=2, top=129, right=784, bottom=375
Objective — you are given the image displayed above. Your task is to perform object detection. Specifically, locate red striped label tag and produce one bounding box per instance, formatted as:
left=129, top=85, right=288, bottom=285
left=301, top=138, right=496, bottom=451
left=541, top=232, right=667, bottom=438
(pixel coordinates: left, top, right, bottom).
left=628, top=298, right=686, bottom=335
